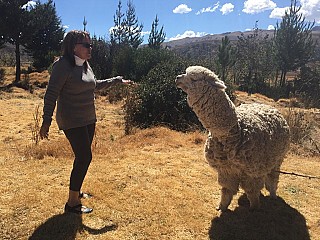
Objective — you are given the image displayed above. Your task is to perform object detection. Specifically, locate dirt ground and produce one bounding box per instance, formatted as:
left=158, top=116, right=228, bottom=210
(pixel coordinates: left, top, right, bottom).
left=0, top=86, right=319, bottom=239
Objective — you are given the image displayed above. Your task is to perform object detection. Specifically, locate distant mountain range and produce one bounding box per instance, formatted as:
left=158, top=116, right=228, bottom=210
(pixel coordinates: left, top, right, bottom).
left=161, top=27, right=320, bottom=60
left=1, top=26, right=320, bottom=66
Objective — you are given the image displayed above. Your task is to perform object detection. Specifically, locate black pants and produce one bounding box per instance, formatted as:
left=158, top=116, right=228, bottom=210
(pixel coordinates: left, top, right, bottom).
left=64, top=123, right=95, bottom=192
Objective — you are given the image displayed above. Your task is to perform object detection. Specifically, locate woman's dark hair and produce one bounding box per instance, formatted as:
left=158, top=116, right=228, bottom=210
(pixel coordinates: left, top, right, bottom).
left=62, top=30, right=90, bottom=72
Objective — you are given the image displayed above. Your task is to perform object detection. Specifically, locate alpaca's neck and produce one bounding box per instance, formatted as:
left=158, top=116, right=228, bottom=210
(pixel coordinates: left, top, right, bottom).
left=188, top=86, right=238, bottom=138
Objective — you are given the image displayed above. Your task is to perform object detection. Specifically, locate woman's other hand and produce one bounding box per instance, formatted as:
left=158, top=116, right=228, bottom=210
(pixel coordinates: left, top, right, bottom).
left=39, top=122, right=50, bottom=139
left=121, top=79, right=134, bottom=85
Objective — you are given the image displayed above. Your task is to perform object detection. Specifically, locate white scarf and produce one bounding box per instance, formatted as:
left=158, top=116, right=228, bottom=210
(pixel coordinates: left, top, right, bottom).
left=74, top=55, right=85, bottom=66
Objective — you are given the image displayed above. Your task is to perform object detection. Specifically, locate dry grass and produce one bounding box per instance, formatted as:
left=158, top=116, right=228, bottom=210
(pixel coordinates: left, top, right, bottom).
left=0, top=74, right=320, bottom=239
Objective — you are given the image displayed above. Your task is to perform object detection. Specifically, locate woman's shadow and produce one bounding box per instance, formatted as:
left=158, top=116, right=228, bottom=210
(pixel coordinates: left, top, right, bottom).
left=29, top=213, right=117, bottom=240
left=209, top=194, right=311, bottom=240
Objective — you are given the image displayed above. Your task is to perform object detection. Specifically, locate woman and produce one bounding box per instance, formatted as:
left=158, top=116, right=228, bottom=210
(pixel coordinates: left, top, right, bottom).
left=39, top=30, right=130, bottom=214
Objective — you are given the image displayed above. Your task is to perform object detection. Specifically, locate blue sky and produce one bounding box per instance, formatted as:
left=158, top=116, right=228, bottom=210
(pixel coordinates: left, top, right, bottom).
left=31, top=0, right=320, bottom=43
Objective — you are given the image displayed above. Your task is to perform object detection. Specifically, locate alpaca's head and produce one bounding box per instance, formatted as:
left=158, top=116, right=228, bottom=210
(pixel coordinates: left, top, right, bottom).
left=176, top=66, right=226, bottom=93
left=176, top=66, right=237, bottom=137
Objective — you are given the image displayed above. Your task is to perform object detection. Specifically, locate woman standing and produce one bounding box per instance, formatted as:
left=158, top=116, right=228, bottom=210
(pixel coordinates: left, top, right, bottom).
left=39, top=30, right=130, bottom=214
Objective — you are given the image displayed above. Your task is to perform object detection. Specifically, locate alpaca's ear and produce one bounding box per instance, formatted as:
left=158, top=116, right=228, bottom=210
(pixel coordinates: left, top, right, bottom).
left=212, top=80, right=227, bottom=90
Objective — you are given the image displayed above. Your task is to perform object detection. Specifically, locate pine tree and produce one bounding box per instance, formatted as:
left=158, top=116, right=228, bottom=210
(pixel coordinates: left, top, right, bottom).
left=110, top=0, right=143, bottom=48
left=24, top=0, right=65, bottom=70
left=124, top=0, right=143, bottom=48
left=215, top=36, right=235, bottom=82
left=274, top=0, right=315, bottom=87
left=148, top=15, right=166, bottom=50
left=110, top=0, right=126, bottom=46
left=0, top=0, right=29, bottom=83
left=235, top=25, right=275, bottom=94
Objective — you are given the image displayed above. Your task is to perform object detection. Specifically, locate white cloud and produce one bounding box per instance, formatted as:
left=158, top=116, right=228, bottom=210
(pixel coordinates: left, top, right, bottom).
left=169, top=30, right=207, bottom=41
left=270, top=1, right=320, bottom=23
left=108, top=26, right=116, bottom=34
left=173, top=4, right=192, bottom=14
left=269, top=7, right=288, bottom=19
left=220, top=3, right=234, bottom=15
left=300, top=0, right=320, bottom=23
left=243, top=0, right=277, bottom=14
left=141, top=31, right=151, bottom=37
left=267, top=24, right=275, bottom=30
left=196, top=2, right=220, bottom=15
left=22, top=1, right=36, bottom=10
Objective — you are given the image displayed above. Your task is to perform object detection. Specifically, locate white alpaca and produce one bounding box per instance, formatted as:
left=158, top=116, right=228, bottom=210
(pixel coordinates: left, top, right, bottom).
left=176, top=66, right=290, bottom=211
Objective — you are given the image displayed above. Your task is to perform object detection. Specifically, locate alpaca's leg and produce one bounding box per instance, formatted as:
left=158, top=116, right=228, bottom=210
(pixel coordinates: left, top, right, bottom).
left=241, top=177, right=264, bottom=210
left=217, top=173, right=239, bottom=211
left=217, top=187, right=238, bottom=211
left=265, top=167, right=280, bottom=199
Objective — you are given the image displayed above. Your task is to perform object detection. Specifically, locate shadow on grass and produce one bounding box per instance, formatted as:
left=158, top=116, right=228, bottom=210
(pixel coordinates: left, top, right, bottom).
left=29, top=213, right=117, bottom=240
left=209, top=194, right=310, bottom=240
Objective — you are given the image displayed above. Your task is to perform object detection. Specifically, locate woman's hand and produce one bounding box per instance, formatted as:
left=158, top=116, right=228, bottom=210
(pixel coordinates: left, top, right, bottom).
left=114, top=76, right=134, bottom=85
left=113, top=76, right=123, bottom=83
left=121, top=79, right=134, bottom=84
left=39, top=122, right=50, bottom=139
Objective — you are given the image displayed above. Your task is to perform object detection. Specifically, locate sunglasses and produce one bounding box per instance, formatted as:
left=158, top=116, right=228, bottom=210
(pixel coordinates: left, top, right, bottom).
left=76, top=42, right=93, bottom=48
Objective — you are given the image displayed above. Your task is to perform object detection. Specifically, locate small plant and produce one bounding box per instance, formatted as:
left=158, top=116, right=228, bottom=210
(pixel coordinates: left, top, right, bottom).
left=31, top=105, right=41, bottom=145
left=283, top=107, right=313, bottom=144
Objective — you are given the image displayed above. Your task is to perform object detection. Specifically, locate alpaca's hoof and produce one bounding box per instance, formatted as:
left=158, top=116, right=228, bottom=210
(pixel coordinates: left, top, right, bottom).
left=216, top=205, right=228, bottom=212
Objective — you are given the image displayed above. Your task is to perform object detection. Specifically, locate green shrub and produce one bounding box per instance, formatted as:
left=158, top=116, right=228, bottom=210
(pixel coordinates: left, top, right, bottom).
left=123, top=60, right=202, bottom=134
left=133, top=47, right=176, bottom=81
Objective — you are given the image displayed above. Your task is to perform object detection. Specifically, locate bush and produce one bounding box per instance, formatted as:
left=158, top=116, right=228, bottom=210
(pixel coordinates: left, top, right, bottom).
left=283, top=107, right=313, bottom=144
left=123, top=59, right=202, bottom=134
left=294, top=65, right=320, bottom=108
left=90, top=37, right=112, bottom=79
left=99, top=84, right=131, bottom=103
left=0, top=53, right=15, bottom=66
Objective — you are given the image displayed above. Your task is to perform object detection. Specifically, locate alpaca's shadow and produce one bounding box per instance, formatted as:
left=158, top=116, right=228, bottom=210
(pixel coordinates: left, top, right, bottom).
left=29, top=213, right=117, bottom=240
left=209, top=194, right=310, bottom=240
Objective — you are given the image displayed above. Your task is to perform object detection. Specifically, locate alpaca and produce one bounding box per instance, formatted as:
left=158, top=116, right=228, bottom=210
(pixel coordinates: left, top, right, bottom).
left=176, top=66, right=290, bottom=211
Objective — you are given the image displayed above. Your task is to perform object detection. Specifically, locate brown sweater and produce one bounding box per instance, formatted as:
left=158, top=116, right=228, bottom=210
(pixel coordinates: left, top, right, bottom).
left=43, top=56, right=121, bottom=130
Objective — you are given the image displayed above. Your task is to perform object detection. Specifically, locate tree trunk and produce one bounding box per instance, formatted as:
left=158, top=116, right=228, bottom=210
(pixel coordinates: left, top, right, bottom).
left=274, top=69, right=279, bottom=87
left=280, top=70, right=287, bottom=88
left=222, top=68, right=226, bottom=83
left=14, top=40, right=21, bottom=84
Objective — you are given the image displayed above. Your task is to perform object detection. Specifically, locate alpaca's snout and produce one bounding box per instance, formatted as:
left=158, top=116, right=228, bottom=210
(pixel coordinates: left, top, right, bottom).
left=175, top=74, right=186, bottom=88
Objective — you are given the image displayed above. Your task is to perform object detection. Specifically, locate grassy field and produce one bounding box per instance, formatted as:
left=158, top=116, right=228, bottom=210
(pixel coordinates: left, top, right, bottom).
left=0, top=71, right=320, bottom=239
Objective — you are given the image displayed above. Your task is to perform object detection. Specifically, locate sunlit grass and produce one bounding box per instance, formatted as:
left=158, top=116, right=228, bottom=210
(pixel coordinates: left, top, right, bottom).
left=0, top=69, right=319, bottom=239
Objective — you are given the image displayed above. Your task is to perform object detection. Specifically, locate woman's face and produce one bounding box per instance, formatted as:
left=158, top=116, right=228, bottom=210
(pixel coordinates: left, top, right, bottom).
left=74, top=37, right=92, bottom=60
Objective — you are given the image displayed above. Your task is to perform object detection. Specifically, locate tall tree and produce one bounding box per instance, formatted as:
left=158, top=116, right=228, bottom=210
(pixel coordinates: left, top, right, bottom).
left=25, top=0, right=65, bottom=70
left=124, top=0, right=143, bottom=48
left=235, top=25, right=275, bottom=94
left=215, top=36, right=235, bottom=83
left=110, top=0, right=143, bottom=48
left=148, top=15, right=166, bottom=49
left=110, top=0, right=126, bottom=46
left=0, top=0, right=29, bottom=83
left=274, top=0, right=315, bottom=87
